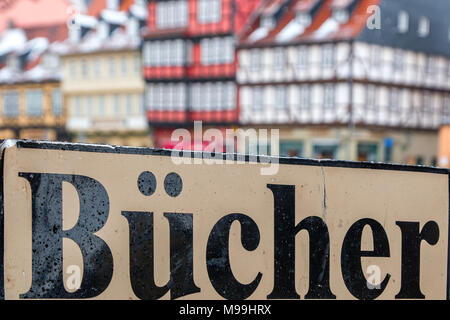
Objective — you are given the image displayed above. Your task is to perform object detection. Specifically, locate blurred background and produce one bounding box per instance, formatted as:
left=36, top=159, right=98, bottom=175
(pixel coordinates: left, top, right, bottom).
left=0, top=0, right=449, bottom=166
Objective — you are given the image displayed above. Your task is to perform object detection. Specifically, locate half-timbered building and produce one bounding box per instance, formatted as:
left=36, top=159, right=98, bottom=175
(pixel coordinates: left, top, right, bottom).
left=142, top=0, right=260, bottom=149
left=237, top=0, right=450, bottom=164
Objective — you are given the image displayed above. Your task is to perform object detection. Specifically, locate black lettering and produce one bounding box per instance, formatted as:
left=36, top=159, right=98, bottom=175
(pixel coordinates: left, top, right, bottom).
left=267, top=184, right=335, bottom=299
left=395, top=221, right=439, bottom=299
left=122, top=211, right=200, bottom=299
left=341, top=218, right=390, bottom=300
left=206, top=213, right=262, bottom=300
left=19, top=173, right=113, bottom=298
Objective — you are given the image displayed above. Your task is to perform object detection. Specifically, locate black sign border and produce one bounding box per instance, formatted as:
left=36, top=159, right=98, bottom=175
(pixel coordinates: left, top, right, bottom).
left=0, top=139, right=449, bottom=300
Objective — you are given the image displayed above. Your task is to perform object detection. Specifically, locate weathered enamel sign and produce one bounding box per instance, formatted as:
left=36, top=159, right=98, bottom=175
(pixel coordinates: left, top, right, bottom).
left=0, top=140, right=449, bottom=300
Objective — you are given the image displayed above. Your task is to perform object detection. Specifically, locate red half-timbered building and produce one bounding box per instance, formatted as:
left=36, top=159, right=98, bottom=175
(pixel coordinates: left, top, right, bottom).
left=142, top=0, right=260, bottom=149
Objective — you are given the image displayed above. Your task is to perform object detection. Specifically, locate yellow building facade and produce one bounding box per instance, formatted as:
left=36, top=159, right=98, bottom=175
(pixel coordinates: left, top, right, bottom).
left=0, top=81, right=66, bottom=141
left=61, top=48, right=151, bottom=147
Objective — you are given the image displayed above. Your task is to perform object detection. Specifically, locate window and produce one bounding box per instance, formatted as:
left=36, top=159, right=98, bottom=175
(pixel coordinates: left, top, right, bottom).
left=98, top=95, right=106, bottom=116
left=443, top=96, right=450, bottom=123
left=86, top=96, right=93, bottom=117
left=393, top=50, right=403, bottom=71
left=52, top=89, right=63, bottom=116
left=25, top=90, right=43, bottom=117
left=147, top=40, right=185, bottom=66
left=250, top=49, right=261, bottom=71
left=321, top=45, right=334, bottom=68
left=389, top=88, right=400, bottom=112
left=313, top=144, right=338, bottom=159
left=198, top=0, right=221, bottom=24
left=275, top=86, right=287, bottom=110
left=297, top=46, right=308, bottom=70
left=357, top=143, right=378, bottom=162
left=121, top=56, right=127, bottom=76
left=371, top=46, right=381, bottom=68
left=69, top=60, right=76, bottom=78
left=261, top=15, right=275, bottom=29
left=189, top=82, right=232, bottom=111
left=190, top=83, right=201, bottom=111
left=114, top=95, right=120, bottom=116
left=143, top=42, right=151, bottom=66
left=366, top=85, right=378, bottom=110
left=109, top=57, right=115, bottom=76
left=149, top=83, right=186, bottom=111
left=134, top=55, right=140, bottom=74
left=299, top=85, right=310, bottom=109
left=296, top=13, right=311, bottom=26
left=227, top=83, right=236, bottom=110
left=252, top=87, right=264, bottom=111
left=3, top=91, right=19, bottom=118
left=333, top=9, right=349, bottom=24
left=426, top=56, right=434, bottom=74
left=156, top=0, right=188, bottom=29
left=201, top=37, right=234, bottom=65
left=139, top=94, right=145, bottom=113
left=448, top=61, right=450, bottom=79
left=274, top=48, right=285, bottom=71
left=73, top=96, right=81, bottom=116
left=280, top=141, right=303, bottom=157
left=423, top=93, right=433, bottom=113
left=93, top=58, right=101, bottom=77
left=126, top=95, right=133, bottom=115
left=81, top=59, right=89, bottom=78
left=397, top=10, right=409, bottom=33
left=418, top=16, right=430, bottom=37
left=323, top=85, right=335, bottom=109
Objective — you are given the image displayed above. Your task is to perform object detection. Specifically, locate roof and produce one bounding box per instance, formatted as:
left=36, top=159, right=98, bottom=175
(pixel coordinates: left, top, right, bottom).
left=294, top=0, right=321, bottom=12
left=87, top=0, right=107, bottom=16
left=0, top=33, right=62, bottom=84
left=22, top=24, right=68, bottom=43
left=238, top=0, right=450, bottom=57
left=61, top=27, right=141, bottom=55
left=0, top=0, right=72, bottom=34
left=357, top=0, right=450, bottom=56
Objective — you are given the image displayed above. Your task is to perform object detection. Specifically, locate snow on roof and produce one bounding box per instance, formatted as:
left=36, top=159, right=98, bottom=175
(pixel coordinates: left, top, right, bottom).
left=48, top=40, right=71, bottom=55
left=0, top=66, right=18, bottom=84
left=20, top=37, right=49, bottom=62
left=312, top=17, right=339, bottom=39
left=130, top=3, right=148, bottom=20
left=101, top=9, right=128, bottom=25
left=331, top=0, right=355, bottom=9
left=276, top=19, right=306, bottom=42
left=75, top=14, right=99, bottom=29
left=0, top=28, right=27, bottom=56
left=61, top=24, right=140, bottom=55
left=248, top=27, right=269, bottom=43
left=22, top=64, right=60, bottom=82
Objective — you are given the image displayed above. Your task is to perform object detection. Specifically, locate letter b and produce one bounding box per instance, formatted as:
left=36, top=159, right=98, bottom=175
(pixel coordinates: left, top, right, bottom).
left=19, top=173, right=114, bottom=298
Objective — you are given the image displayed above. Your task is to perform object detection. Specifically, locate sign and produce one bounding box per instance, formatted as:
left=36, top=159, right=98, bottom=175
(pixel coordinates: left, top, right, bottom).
left=0, top=140, right=449, bottom=300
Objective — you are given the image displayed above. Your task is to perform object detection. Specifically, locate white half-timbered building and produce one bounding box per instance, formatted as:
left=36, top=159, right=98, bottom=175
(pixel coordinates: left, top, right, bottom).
left=237, top=0, right=450, bottom=164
